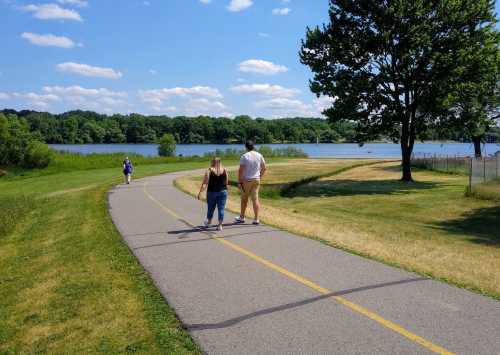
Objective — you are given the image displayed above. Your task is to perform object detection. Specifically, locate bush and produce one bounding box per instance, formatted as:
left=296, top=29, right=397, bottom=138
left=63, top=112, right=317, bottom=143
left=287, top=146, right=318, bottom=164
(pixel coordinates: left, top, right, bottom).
left=158, top=133, right=176, bottom=157
left=204, top=146, right=308, bottom=158
left=23, top=141, right=54, bottom=168
left=0, top=112, right=54, bottom=170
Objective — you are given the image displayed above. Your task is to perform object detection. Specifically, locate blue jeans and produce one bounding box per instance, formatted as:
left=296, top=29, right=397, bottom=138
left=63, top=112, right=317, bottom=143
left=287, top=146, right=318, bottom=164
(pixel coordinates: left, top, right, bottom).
left=206, top=190, right=228, bottom=223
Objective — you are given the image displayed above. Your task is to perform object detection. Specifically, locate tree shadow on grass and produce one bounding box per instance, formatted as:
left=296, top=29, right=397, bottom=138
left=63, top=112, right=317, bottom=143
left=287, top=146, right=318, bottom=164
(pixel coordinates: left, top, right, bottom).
left=288, top=179, right=439, bottom=198
left=431, top=206, right=500, bottom=246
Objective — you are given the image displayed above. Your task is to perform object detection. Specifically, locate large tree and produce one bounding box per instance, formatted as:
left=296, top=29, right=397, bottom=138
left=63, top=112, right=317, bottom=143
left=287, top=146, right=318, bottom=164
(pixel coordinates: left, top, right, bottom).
left=447, top=25, right=500, bottom=157
left=300, top=0, right=499, bottom=181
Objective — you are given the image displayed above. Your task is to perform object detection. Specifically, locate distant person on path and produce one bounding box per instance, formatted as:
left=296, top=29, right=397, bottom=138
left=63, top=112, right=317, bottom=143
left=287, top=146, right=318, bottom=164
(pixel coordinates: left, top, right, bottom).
left=123, top=157, right=133, bottom=184
left=198, top=157, right=228, bottom=231
left=235, top=140, right=266, bottom=225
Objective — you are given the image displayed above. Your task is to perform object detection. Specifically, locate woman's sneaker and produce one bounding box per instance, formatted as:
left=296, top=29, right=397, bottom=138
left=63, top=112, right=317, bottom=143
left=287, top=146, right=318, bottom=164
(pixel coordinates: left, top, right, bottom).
left=203, top=220, right=210, bottom=228
left=252, top=220, right=260, bottom=225
left=234, top=216, right=245, bottom=224
left=217, top=225, right=223, bottom=231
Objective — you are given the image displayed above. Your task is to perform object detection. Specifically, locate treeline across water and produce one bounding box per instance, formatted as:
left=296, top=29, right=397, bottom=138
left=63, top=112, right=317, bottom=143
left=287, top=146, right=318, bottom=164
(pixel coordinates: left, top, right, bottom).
left=2, top=109, right=355, bottom=144
left=2, top=109, right=499, bottom=145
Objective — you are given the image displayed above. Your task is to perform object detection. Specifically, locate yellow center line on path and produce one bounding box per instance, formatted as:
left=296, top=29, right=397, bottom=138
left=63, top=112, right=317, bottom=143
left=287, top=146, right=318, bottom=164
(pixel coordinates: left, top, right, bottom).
left=142, top=180, right=454, bottom=355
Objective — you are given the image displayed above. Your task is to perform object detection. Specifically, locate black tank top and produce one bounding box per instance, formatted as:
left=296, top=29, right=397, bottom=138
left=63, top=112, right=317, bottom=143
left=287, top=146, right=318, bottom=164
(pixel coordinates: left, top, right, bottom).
left=207, top=169, right=227, bottom=192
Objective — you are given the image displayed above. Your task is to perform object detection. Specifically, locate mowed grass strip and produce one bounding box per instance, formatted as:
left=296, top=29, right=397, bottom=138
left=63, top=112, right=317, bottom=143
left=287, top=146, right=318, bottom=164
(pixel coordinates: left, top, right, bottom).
left=176, top=160, right=500, bottom=299
left=0, top=162, right=216, bottom=354
left=222, top=158, right=376, bottom=197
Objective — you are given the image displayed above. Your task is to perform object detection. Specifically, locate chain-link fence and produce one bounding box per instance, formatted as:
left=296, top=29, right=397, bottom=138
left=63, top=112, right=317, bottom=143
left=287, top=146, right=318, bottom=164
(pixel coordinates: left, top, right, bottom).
left=470, top=155, right=500, bottom=189
left=412, top=153, right=500, bottom=191
left=411, top=154, right=471, bottom=174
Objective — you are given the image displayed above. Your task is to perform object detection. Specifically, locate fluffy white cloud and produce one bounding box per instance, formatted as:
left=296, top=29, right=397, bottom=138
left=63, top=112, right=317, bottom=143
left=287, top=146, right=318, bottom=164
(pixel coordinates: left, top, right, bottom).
left=256, top=98, right=306, bottom=110
left=21, top=32, right=76, bottom=48
left=231, top=84, right=300, bottom=98
left=11, top=92, right=59, bottom=109
left=43, top=85, right=127, bottom=98
left=238, top=59, right=288, bottom=75
left=187, top=98, right=227, bottom=113
left=56, top=62, right=123, bottom=79
left=227, top=0, right=253, bottom=12
left=139, top=86, right=230, bottom=116
left=311, top=96, right=335, bottom=113
left=12, top=92, right=59, bottom=101
left=4, top=85, right=128, bottom=113
left=40, top=86, right=127, bottom=111
left=258, top=32, right=270, bottom=38
left=0, top=92, right=11, bottom=100
left=272, top=7, right=291, bottom=15
left=199, top=0, right=211, bottom=4
left=22, top=3, right=83, bottom=21
left=139, top=86, right=222, bottom=106
left=57, top=0, right=88, bottom=7
left=255, top=96, right=334, bottom=117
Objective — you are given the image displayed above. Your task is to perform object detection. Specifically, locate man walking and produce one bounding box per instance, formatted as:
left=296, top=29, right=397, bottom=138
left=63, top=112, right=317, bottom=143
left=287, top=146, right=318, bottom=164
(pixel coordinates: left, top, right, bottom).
left=235, top=140, right=266, bottom=225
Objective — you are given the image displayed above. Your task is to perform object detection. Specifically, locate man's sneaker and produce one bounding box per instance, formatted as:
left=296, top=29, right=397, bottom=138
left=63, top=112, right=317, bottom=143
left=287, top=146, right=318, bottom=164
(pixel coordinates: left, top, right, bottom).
left=217, top=225, right=223, bottom=231
left=203, top=220, right=210, bottom=228
left=234, top=216, right=245, bottom=224
left=252, top=220, right=260, bottom=225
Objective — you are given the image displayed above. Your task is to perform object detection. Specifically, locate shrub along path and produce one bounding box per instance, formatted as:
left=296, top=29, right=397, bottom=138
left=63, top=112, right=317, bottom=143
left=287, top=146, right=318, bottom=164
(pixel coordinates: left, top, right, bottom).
left=109, top=169, right=500, bottom=355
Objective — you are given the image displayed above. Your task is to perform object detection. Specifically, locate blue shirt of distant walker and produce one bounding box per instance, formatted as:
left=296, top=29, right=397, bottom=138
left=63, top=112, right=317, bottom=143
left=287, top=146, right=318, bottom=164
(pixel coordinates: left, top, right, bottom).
left=123, top=159, right=133, bottom=175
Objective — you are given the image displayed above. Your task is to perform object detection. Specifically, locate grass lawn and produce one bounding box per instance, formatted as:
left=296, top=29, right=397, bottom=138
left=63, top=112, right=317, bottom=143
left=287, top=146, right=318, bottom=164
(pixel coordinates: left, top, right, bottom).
left=0, top=157, right=226, bottom=354
left=471, top=179, right=500, bottom=201
left=176, top=160, right=500, bottom=299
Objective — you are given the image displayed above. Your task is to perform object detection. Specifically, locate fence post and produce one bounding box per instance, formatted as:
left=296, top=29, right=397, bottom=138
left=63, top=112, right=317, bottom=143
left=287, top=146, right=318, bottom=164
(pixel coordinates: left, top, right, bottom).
left=483, top=157, right=486, bottom=183
left=496, top=154, right=498, bottom=179
left=469, top=157, right=474, bottom=193
left=469, top=158, right=473, bottom=192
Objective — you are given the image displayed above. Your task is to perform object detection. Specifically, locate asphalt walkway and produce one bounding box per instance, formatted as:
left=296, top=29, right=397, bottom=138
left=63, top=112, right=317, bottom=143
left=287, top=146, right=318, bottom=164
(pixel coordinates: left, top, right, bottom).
left=108, top=171, right=500, bottom=355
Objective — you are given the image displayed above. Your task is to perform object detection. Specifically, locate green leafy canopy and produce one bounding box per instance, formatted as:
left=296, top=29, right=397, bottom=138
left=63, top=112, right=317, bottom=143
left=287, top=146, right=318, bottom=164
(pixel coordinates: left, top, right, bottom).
left=300, top=0, right=499, bottom=180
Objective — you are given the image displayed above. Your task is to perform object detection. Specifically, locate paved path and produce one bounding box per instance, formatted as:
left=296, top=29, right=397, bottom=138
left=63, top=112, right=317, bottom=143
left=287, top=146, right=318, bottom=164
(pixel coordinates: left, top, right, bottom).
left=108, top=171, right=500, bottom=355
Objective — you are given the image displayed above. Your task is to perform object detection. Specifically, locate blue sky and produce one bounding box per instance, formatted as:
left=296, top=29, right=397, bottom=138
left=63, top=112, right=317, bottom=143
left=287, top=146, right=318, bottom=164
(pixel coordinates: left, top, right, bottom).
left=0, top=0, right=332, bottom=117
left=0, top=0, right=498, bottom=118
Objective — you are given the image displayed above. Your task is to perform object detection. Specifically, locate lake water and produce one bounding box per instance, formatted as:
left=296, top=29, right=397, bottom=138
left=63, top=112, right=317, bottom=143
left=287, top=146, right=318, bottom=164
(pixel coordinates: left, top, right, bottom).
left=49, top=143, right=500, bottom=158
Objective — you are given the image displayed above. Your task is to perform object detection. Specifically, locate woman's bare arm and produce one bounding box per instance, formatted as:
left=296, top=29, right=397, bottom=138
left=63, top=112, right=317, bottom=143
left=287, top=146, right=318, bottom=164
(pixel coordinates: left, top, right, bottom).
left=198, top=170, right=210, bottom=199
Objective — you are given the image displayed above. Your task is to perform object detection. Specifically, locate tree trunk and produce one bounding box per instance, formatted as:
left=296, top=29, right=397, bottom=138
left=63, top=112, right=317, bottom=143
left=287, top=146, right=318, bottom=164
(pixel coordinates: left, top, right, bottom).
left=400, top=112, right=414, bottom=182
left=401, top=144, right=413, bottom=182
left=472, top=135, right=482, bottom=158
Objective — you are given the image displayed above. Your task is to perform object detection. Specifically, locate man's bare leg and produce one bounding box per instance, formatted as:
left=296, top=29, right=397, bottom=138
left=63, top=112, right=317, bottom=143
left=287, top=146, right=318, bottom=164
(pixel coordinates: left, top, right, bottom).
left=240, top=195, right=249, bottom=219
left=252, top=197, right=260, bottom=221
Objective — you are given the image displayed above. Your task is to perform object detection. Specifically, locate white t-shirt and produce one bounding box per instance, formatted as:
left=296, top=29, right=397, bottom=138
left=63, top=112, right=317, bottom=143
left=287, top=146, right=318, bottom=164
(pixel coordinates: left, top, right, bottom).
left=240, top=151, right=265, bottom=181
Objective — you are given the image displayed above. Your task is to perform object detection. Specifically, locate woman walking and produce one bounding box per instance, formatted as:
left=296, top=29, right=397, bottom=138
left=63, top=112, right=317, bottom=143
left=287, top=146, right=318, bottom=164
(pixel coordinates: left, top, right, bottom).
left=123, top=156, right=133, bottom=184
left=198, top=157, right=228, bottom=231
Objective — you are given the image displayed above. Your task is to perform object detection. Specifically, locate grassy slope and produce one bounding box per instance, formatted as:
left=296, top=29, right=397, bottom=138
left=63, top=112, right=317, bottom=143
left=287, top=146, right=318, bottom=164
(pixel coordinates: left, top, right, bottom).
left=0, top=160, right=222, bottom=354
left=176, top=160, right=500, bottom=299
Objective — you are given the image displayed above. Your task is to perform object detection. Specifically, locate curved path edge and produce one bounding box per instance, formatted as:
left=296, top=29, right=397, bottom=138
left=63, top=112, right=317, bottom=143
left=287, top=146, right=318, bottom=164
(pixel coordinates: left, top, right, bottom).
left=108, top=169, right=500, bottom=355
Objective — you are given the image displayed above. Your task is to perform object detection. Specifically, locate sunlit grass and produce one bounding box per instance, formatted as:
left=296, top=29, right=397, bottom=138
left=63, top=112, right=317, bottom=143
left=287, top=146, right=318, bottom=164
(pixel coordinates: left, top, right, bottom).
left=0, top=161, right=214, bottom=354
left=176, top=160, right=500, bottom=299
left=2, top=151, right=210, bottom=180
